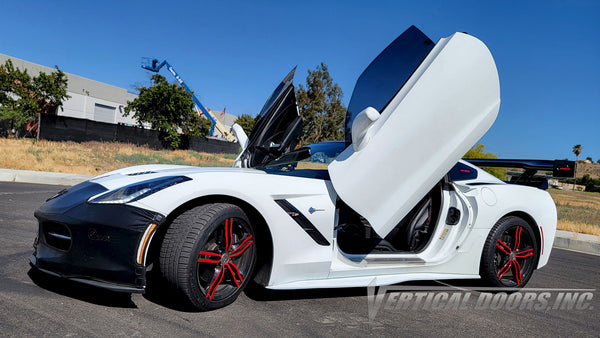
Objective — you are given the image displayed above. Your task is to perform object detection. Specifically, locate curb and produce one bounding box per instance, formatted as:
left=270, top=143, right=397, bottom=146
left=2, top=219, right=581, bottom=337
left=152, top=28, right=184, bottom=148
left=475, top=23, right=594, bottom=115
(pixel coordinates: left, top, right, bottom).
left=0, top=168, right=598, bottom=256
left=0, top=168, right=92, bottom=186
left=553, top=230, right=600, bottom=256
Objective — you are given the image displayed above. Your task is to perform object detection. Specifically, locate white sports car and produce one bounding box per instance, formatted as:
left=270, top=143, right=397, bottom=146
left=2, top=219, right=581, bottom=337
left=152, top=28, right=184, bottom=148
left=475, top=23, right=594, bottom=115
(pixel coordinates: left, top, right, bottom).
left=31, top=26, right=574, bottom=310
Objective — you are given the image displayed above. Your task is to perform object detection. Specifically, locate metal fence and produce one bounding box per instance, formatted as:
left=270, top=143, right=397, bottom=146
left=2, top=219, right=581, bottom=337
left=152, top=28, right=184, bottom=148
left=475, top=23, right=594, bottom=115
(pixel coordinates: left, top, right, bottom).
left=39, top=114, right=241, bottom=154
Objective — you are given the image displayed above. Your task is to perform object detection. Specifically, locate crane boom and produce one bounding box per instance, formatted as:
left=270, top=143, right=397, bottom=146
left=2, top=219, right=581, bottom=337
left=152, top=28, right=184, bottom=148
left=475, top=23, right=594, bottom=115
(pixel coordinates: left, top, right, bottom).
left=141, top=58, right=235, bottom=142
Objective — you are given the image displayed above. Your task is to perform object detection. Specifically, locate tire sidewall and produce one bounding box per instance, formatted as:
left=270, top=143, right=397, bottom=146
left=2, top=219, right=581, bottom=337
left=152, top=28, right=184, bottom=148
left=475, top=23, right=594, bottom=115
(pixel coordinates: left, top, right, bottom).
left=481, top=216, right=538, bottom=288
left=186, top=204, right=256, bottom=310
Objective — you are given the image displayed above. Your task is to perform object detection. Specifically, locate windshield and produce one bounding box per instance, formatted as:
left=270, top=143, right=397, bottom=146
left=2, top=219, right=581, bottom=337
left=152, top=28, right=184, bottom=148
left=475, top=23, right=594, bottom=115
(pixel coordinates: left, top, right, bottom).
left=344, top=25, right=435, bottom=144
left=256, top=141, right=346, bottom=179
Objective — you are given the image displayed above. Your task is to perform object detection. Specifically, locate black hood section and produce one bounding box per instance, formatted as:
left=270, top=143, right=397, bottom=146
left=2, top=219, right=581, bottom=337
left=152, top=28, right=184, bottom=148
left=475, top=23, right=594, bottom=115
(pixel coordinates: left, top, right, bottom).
left=37, top=181, right=108, bottom=214
left=240, top=68, right=303, bottom=168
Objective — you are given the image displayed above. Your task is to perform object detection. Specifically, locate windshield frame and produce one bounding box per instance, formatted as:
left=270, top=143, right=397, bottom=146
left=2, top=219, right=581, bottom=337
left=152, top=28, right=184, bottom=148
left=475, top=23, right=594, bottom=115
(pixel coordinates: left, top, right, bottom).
left=256, top=141, right=346, bottom=179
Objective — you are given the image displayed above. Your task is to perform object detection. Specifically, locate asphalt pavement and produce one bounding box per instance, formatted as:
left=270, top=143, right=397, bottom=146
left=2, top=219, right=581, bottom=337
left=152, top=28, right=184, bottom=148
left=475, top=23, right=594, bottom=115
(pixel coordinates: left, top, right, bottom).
left=0, top=182, right=598, bottom=337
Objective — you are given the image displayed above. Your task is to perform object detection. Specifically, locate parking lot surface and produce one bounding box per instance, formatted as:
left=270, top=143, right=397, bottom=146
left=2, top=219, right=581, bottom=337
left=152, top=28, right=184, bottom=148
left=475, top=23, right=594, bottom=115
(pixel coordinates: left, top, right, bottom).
left=0, top=182, right=598, bottom=336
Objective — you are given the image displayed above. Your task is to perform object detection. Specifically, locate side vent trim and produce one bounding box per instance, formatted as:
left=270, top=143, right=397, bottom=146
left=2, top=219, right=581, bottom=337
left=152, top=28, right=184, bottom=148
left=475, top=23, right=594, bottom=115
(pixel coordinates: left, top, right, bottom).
left=274, top=199, right=330, bottom=246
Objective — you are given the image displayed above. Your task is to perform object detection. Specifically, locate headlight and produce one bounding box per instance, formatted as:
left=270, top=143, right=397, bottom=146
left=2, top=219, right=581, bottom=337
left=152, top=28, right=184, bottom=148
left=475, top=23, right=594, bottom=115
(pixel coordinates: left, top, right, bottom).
left=88, top=176, right=191, bottom=204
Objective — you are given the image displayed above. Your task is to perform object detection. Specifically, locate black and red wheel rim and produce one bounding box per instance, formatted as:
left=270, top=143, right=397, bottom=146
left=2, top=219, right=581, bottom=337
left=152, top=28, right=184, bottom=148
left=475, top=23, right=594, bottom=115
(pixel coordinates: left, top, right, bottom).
left=196, top=217, right=255, bottom=301
left=494, top=224, right=536, bottom=287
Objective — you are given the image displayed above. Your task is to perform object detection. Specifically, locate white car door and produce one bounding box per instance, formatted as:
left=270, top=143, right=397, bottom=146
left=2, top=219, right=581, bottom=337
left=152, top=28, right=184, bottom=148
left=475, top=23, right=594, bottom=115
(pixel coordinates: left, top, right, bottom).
left=329, top=30, right=500, bottom=238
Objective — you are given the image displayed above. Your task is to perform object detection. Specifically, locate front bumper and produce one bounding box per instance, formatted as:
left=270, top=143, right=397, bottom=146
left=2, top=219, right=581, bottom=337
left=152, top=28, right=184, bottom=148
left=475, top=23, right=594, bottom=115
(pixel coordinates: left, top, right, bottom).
left=31, top=181, right=165, bottom=293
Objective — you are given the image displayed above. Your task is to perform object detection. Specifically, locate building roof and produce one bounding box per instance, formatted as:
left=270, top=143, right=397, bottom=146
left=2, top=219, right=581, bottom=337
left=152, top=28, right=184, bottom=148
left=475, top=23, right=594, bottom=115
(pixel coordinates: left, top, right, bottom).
left=210, top=109, right=238, bottom=127
left=0, top=53, right=240, bottom=129
left=0, top=53, right=128, bottom=104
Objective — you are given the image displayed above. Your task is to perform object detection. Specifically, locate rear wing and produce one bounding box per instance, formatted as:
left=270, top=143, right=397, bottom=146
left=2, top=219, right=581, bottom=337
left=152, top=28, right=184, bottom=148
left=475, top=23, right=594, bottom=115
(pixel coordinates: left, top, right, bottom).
left=464, top=159, right=576, bottom=189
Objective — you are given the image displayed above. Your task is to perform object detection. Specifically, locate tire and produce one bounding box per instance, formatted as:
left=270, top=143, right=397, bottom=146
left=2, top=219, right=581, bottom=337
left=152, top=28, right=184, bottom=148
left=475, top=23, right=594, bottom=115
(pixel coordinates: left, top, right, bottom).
left=480, top=216, right=538, bottom=288
left=159, top=203, right=257, bottom=310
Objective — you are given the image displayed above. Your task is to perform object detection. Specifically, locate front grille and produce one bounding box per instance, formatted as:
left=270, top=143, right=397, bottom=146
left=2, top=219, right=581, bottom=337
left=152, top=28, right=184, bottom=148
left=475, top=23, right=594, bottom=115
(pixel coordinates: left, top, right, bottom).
left=42, top=221, right=72, bottom=251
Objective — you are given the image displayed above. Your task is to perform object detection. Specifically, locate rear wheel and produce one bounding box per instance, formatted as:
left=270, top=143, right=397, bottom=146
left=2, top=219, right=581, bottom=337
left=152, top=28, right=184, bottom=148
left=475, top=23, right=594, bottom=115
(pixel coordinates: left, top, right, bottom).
left=160, top=203, right=256, bottom=310
left=481, top=216, right=538, bottom=287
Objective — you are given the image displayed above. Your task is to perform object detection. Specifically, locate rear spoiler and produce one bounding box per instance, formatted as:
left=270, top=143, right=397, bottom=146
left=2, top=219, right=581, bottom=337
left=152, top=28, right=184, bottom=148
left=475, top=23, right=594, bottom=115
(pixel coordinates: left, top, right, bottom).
left=464, top=159, right=576, bottom=189
left=464, top=159, right=575, bottom=177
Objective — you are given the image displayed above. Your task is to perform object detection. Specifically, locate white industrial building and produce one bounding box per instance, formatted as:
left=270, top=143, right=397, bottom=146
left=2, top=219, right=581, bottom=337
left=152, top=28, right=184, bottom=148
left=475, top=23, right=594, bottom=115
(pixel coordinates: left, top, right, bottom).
left=0, top=53, right=238, bottom=138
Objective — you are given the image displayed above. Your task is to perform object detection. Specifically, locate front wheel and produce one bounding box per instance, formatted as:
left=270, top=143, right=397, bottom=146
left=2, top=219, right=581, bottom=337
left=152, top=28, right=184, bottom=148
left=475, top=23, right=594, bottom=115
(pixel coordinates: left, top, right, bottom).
left=480, top=216, right=538, bottom=288
left=160, top=203, right=256, bottom=310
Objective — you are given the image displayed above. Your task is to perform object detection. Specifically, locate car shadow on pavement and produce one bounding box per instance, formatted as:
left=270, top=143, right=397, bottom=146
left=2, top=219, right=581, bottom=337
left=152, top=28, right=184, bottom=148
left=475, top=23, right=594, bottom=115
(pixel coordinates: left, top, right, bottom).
left=243, top=282, right=367, bottom=302
left=27, top=267, right=137, bottom=308
left=242, top=279, right=489, bottom=302
left=141, top=271, right=201, bottom=312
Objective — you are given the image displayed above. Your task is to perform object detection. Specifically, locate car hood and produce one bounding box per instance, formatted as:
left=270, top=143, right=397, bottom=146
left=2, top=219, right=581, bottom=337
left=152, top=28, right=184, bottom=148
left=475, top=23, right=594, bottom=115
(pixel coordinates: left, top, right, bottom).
left=90, top=164, right=264, bottom=191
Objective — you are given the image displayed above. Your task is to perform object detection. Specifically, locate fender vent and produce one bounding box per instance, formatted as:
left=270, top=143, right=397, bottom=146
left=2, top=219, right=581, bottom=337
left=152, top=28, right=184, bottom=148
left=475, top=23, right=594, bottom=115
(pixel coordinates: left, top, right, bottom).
left=275, top=199, right=330, bottom=246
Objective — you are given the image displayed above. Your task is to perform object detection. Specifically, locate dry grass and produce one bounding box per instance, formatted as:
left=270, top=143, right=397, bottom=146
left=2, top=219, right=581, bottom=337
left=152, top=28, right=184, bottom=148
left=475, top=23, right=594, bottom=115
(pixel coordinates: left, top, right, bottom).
left=548, top=189, right=600, bottom=236
left=555, top=220, right=600, bottom=237
left=0, top=138, right=235, bottom=175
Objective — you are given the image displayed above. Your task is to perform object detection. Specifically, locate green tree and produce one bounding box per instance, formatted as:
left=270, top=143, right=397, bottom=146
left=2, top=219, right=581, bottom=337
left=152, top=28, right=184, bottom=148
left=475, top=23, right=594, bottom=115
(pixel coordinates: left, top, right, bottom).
left=0, top=59, right=69, bottom=137
left=585, top=156, right=592, bottom=162
left=234, top=113, right=256, bottom=135
left=463, top=144, right=506, bottom=180
left=572, top=144, right=582, bottom=160
left=184, top=112, right=212, bottom=137
left=125, top=74, right=204, bottom=148
left=296, top=63, right=346, bottom=145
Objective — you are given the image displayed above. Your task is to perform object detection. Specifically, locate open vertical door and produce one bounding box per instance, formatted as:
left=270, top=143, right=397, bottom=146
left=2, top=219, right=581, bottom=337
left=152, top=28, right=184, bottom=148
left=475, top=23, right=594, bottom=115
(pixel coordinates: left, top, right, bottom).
left=236, top=68, right=303, bottom=168
left=328, top=27, right=501, bottom=237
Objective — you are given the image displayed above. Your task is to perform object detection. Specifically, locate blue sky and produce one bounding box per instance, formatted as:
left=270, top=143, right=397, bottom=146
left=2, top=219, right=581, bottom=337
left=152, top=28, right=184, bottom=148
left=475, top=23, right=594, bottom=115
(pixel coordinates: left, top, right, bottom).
left=1, top=0, right=598, bottom=161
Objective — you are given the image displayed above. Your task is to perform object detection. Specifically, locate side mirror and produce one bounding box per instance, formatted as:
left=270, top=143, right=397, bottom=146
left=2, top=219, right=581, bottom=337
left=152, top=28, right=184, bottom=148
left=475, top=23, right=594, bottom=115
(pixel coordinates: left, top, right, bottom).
left=351, top=107, right=380, bottom=152
left=231, top=123, right=249, bottom=168
left=231, top=123, right=249, bottom=151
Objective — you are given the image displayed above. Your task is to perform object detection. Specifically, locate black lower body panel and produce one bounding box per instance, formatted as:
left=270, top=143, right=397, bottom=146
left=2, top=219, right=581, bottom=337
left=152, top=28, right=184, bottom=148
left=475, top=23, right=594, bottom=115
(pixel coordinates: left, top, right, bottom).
left=32, top=200, right=165, bottom=293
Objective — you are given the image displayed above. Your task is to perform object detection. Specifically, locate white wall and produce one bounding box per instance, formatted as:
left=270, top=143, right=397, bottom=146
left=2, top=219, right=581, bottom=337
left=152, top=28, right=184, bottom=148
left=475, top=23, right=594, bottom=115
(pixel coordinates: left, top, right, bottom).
left=59, top=91, right=139, bottom=126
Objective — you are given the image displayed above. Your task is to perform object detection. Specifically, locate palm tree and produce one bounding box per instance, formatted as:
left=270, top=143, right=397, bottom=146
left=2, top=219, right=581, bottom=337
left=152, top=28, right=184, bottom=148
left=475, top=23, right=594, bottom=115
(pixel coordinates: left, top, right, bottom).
left=572, top=144, right=582, bottom=190
left=572, top=144, right=582, bottom=160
